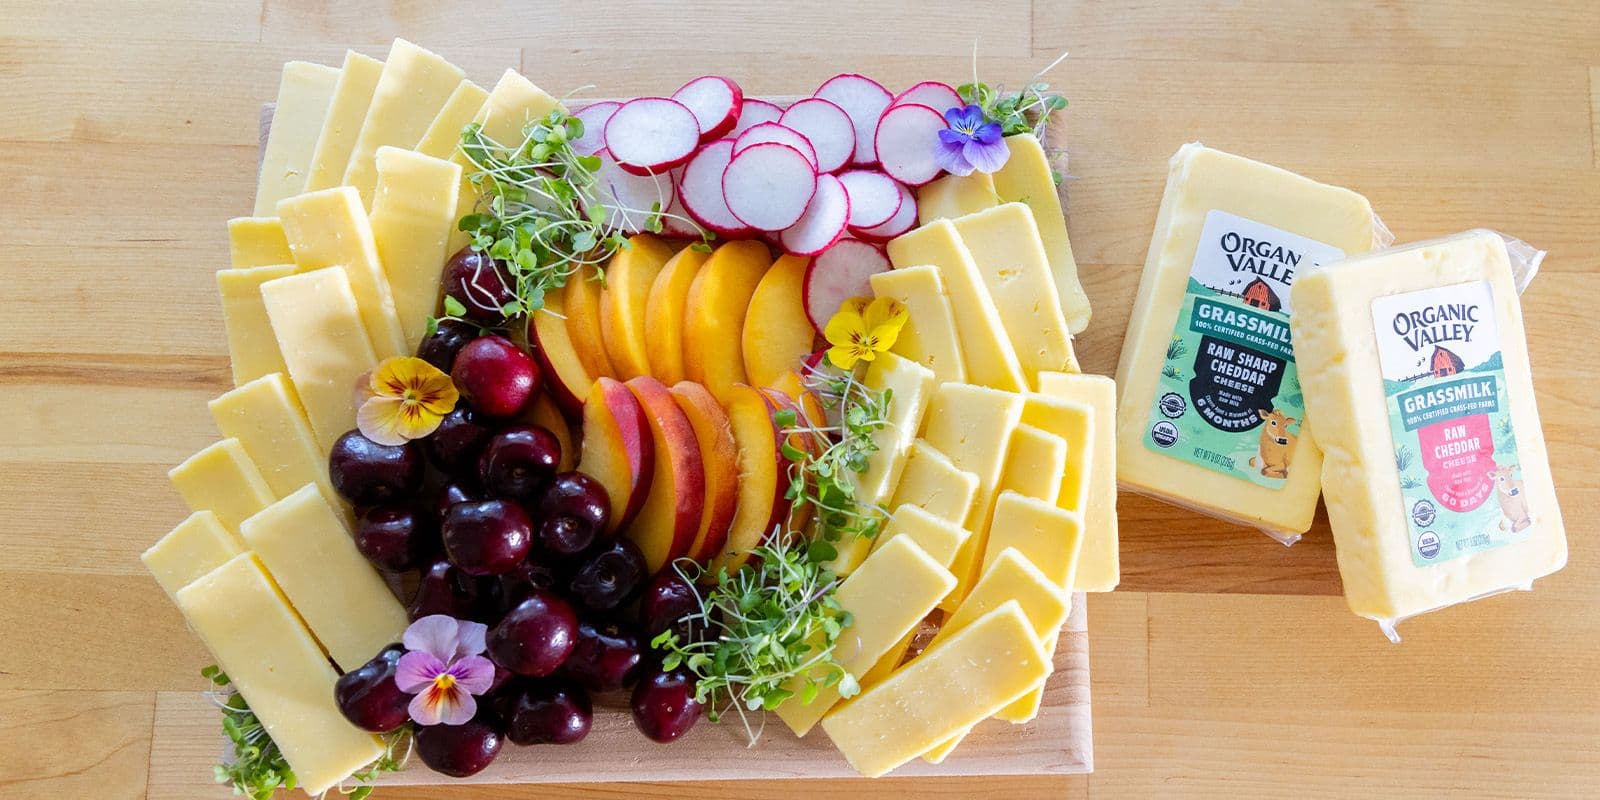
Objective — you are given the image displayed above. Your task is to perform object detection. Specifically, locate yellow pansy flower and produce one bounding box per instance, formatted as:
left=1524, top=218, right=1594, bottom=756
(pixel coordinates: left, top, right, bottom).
left=824, top=296, right=908, bottom=370
left=356, top=357, right=460, bottom=446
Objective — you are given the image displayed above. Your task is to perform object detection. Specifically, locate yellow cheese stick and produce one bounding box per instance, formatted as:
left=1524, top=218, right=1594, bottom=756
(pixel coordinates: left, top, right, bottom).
left=858, top=504, right=971, bottom=690
left=226, top=217, right=293, bottom=268
left=820, top=601, right=1049, bottom=777
left=1036, top=371, right=1119, bottom=591
left=255, top=61, right=339, bottom=215
left=883, top=440, right=979, bottom=526
left=260, top=267, right=379, bottom=451
left=216, top=263, right=296, bottom=386
left=870, top=265, right=967, bottom=384
left=141, top=511, right=243, bottom=597
left=917, top=171, right=997, bottom=224
left=950, top=203, right=1077, bottom=382
left=983, top=491, right=1085, bottom=588
left=991, top=133, right=1091, bottom=334
left=168, top=439, right=275, bottom=536
left=341, top=39, right=465, bottom=207
left=278, top=186, right=409, bottom=359
left=369, top=146, right=462, bottom=353
left=1019, top=392, right=1094, bottom=515
left=209, top=373, right=336, bottom=505
left=997, top=424, right=1067, bottom=504
left=303, top=51, right=384, bottom=192
left=415, top=80, right=489, bottom=160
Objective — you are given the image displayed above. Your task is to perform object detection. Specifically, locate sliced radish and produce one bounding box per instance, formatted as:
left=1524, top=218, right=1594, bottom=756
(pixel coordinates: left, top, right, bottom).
left=678, top=139, right=751, bottom=237
left=778, top=98, right=855, bottom=173
left=813, top=74, right=893, bottom=166
left=779, top=174, right=849, bottom=257
left=802, top=239, right=892, bottom=334
left=721, top=143, right=818, bottom=232
left=733, top=122, right=818, bottom=171
left=571, top=101, right=620, bottom=157
left=850, top=181, right=916, bottom=242
left=658, top=167, right=701, bottom=238
left=891, top=81, right=962, bottom=113
left=873, top=103, right=945, bottom=186
left=836, top=170, right=903, bottom=230
left=603, top=97, right=702, bottom=176
left=671, top=76, right=743, bottom=142
left=591, top=151, right=678, bottom=235
left=732, top=99, right=784, bottom=136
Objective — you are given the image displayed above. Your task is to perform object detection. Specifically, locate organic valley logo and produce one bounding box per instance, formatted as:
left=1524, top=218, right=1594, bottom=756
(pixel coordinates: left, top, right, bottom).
left=1390, top=302, right=1480, bottom=352
left=1220, top=231, right=1305, bottom=285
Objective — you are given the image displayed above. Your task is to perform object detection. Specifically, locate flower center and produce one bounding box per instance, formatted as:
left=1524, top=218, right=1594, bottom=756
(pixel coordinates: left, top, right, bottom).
left=433, top=673, right=457, bottom=692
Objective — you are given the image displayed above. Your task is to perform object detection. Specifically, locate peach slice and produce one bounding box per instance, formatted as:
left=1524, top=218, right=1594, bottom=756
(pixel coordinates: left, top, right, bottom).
left=668, top=381, right=740, bottom=564
left=684, top=240, right=772, bottom=400
left=600, top=234, right=676, bottom=380
left=767, top=369, right=828, bottom=429
left=622, top=376, right=707, bottom=573
left=578, top=377, right=655, bottom=532
left=758, top=385, right=820, bottom=535
left=520, top=391, right=577, bottom=472
left=643, top=246, right=713, bottom=384
left=709, top=384, right=798, bottom=575
left=527, top=290, right=593, bottom=413
left=564, top=263, right=617, bottom=380
left=742, top=254, right=817, bottom=388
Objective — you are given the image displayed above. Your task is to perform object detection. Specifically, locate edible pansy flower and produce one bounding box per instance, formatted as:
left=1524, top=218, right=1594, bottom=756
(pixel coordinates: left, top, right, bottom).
left=936, top=104, right=1010, bottom=176
left=395, top=615, right=495, bottom=727
left=824, top=296, right=908, bottom=370
left=356, top=356, right=459, bottom=446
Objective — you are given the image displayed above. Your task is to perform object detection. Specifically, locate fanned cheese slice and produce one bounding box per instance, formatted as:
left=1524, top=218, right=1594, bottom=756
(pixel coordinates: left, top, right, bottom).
left=369, top=146, right=462, bottom=352
left=341, top=39, right=466, bottom=207
left=303, top=50, right=385, bottom=192
left=168, top=439, right=275, bottom=536
left=255, top=61, right=340, bottom=215
left=278, top=186, right=408, bottom=359
left=141, top=511, right=243, bottom=597
left=416, top=80, right=490, bottom=160
left=260, top=267, right=379, bottom=450
left=226, top=217, right=293, bottom=268
left=216, top=263, right=295, bottom=385
left=447, top=69, right=562, bottom=254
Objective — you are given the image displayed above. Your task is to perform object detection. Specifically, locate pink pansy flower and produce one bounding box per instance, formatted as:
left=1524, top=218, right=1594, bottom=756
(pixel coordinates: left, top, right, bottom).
left=395, top=615, right=496, bottom=727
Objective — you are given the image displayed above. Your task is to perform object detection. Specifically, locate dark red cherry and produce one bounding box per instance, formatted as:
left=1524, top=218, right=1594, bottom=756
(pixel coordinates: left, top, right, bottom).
left=418, top=318, right=478, bottom=374
left=425, top=405, right=494, bottom=475
left=356, top=507, right=431, bottom=572
left=442, top=499, right=533, bottom=576
left=477, top=425, right=561, bottom=500
left=441, top=248, right=515, bottom=325
left=640, top=572, right=702, bottom=644
left=452, top=335, right=539, bottom=418
left=329, top=431, right=423, bottom=507
left=630, top=668, right=703, bottom=743
left=506, top=678, right=592, bottom=745
left=433, top=481, right=481, bottom=523
left=414, top=716, right=503, bottom=778
left=563, top=620, right=643, bottom=692
left=333, top=644, right=411, bottom=733
left=487, top=590, right=578, bottom=677
left=568, top=539, right=648, bottom=613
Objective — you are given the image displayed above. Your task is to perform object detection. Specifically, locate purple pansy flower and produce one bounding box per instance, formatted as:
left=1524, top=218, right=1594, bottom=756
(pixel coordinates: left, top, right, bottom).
left=395, top=615, right=496, bottom=727
left=936, top=104, right=1010, bottom=176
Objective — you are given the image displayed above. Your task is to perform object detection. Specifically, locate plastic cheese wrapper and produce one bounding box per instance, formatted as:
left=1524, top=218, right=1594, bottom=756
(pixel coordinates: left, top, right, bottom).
left=1290, top=230, right=1565, bottom=641
left=1114, top=142, right=1394, bottom=545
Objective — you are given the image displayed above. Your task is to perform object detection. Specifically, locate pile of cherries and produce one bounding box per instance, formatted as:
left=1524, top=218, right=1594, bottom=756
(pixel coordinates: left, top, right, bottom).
left=328, top=251, right=706, bottom=778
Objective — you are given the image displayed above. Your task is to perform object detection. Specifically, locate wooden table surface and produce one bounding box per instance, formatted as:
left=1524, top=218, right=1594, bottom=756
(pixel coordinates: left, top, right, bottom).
left=3, top=2, right=1598, bottom=798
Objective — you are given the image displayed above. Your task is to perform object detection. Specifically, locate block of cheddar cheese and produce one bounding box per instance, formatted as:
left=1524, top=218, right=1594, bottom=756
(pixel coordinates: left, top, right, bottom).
left=1114, top=143, right=1378, bottom=540
left=1291, top=231, right=1566, bottom=633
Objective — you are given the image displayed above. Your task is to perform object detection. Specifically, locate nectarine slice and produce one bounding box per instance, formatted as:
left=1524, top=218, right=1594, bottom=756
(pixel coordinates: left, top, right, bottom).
left=564, top=263, right=617, bottom=380
left=668, top=382, right=740, bottom=564
left=644, top=246, right=713, bottom=385
left=709, top=384, right=797, bottom=576
left=578, top=377, right=655, bottom=532
left=600, top=234, right=676, bottom=380
left=742, top=254, right=818, bottom=389
left=622, top=377, right=706, bottom=574
left=685, top=241, right=772, bottom=400
left=528, top=290, right=594, bottom=412
left=520, top=392, right=577, bottom=472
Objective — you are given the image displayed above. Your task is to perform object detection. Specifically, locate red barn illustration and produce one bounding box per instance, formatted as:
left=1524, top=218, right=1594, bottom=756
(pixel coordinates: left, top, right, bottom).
left=1430, top=345, right=1465, bottom=377
left=1241, top=278, right=1282, bottom=311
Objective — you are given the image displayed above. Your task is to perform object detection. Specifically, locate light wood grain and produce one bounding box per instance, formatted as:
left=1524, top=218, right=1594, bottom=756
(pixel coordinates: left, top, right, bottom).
left=3, top=2, right=1599, bottom=798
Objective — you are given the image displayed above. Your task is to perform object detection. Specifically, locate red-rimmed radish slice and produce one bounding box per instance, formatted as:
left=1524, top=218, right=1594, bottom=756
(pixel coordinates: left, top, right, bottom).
left=659, top=167, right=702, bottom=238
left=849, top=181, right=916, bottom=242
left=802, top=239, right=891, bottom=334
left=571, top=101, right=620, bottom=156
left=813, top=74, right=893, bottom=166
left=733, top=122, right=818, bottom=171
left=591, top=151, right=678, bottom=235
left=732, top=99, right=784, bottom=136
left=892, top=81, right=962, bottom=113
left=671, top=76, right=743, bottom=142
left=604, top=97, right=702, bottom=176
left=678, top=139, right=751, bottom=237
left=873, top=103, right=945, bottom=186
left=778, top=98, right=854, bottom=173
left=721, top=143, right=818, bottom=232
left=836, top=170, right=903, bottom=230
left=779, top=174, right=849, bottom=257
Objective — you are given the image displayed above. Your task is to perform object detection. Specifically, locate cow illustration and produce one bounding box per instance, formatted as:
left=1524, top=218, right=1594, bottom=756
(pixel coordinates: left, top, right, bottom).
left=1247, top=408, right=1298, bottom=479
left=1489, top=464, right=1533, bottom=532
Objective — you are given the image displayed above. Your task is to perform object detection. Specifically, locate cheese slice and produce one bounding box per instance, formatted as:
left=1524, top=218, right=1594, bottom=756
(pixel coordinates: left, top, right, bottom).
left=886, top=440, right=979, bottom=524
left=917, top=171, right=997, bottom=224
left=209, top=373, right=336, bottom=505
left=1290, top=231, right=1566, bottom=631
left=216, top=263, right=296, bottom=385
left=1114, top=143, right=1376, bottom=540
left=369, top=146, right=462, bottom=352
left=1020, top=391, right=1094, bottom=515
left=998, top=424, right=1068, bottom=504
left=341, top=40, right=466, bottom=207
left=951, top=203, right=1077, bottom=381
left=983, top=490, right=1085, bottom=588
left=870, top=265, right=967, bottom=383
left=920, top=548, right=1072, bottom=763
left=278, top=186, right=409, bottom=359
left=887, top=220, right=1026, bottom=391
left=825, top=352, right=936, bottom=575
left=919, top=383, right=1025, bottom=603
left=141, top=511, right=244, bottom=597
left=174, top=554, right=384, bottom=796
left=1036, top=371, right=1119, bottom=591
left=991, top=134, right=1091, bottom=334
left=303, top=51, right=385, bottom=192
left=261, top=267, right=379, bottom=451
left=820, top=601, right=1049, bottom=778
left=871, top=504, right=970, bottom=566
left=415, top=80, right=490, bottom=160
left=240, top=484, right=409, bottom=670
left=254, top=61, right=340, bottom=215
left=168, top=439, right=275, bottom=536
left=448, top=69, right=562, bottom=254
left=776, top=535, right=955, bottom=737
left=226, top=217, right=294, bottom=268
